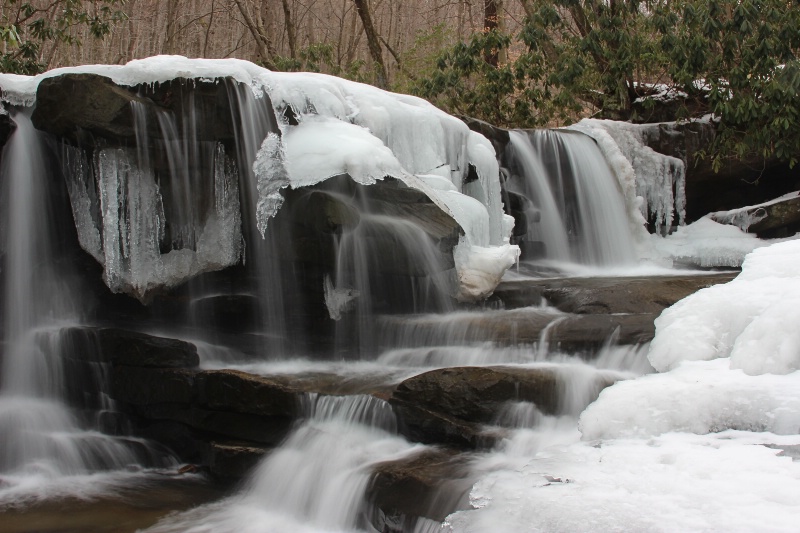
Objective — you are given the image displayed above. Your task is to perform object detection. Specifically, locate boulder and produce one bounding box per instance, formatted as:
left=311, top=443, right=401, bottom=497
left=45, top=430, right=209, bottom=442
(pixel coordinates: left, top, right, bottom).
left=111, top=366, right=197, bottom=405
left=711, top=192, right=800, bottom=238
left=368, top=447, right=474, bottom=530
left=204, top=441, right=268, bottom=480
left=32, top=73, right=150, bottom=143
left=390, top=366, right=562, bottom=448
left=196, top=370, right=299, bottom=418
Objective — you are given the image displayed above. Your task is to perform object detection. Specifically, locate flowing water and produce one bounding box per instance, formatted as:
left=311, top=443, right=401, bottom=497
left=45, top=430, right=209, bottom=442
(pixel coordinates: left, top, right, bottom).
left=0, top=111, right=173, bottom=491
left=0, top=99, right=653, bottom=531
left=504, top=129, right=637, bottom=268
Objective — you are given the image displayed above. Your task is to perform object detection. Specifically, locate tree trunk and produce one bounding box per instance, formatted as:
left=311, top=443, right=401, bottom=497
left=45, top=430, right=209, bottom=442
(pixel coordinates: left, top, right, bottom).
left=281, top=0, right=297, bottom=59
left=353, top=0, right=388, bottom=89
left=231, top=0, right=278, bottom=69
left=483, top=0, right=501, bottom=66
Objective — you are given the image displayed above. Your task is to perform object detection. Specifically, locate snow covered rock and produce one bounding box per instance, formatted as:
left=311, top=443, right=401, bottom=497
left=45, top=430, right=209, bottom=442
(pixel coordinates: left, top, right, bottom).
left=710, top=191, right=800, bottom=237
left=3, top=57, right=519, bottom=303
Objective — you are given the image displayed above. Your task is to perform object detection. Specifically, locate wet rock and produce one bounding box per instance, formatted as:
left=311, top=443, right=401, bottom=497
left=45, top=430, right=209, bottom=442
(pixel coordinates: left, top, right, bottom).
left=278, top=176, right=459, bottom=277
left=368, top=447, right=474, bottom=530
left=205, top=441, right=269, bottom=480
left=32, top=73, right=149, bottom=143
left=189, top=294, right=262, bottom=335
left=0, top=112, right=15, bottom=150
left=381, top=307, right=656, bottom=352
left=461, top=116, right=510, bottom=155
left=390, top=366, right=560, bottom=448
left=60, top=327, right=199, bottom=368
left=197, top=370, right=299, bottom=418
left=550, top=313, right=656, bottom=350
left=111, top=366, right=197, bottom=405
left=102, top=328, right=199, bottom=368
left=493, top=273, right=737, bottom=314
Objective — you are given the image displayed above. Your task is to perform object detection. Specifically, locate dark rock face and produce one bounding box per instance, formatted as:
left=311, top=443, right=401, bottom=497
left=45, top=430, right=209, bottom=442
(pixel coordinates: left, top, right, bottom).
left=32, top=73, right=148, bottom=143
left=461, top=116, right=510, bottom=156
left=636, top=121, right=800, bottom=223
left=31, top=74, right=236, bottom=146
left=0, top=111, right=15, bottom=149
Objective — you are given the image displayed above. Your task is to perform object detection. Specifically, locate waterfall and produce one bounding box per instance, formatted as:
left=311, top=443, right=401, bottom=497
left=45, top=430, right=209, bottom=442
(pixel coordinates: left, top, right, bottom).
left=144, top=394, right=421, bottom=533
left=0, top=111, right=169, bottom=482
left=504, top=130, right=637, bottom=268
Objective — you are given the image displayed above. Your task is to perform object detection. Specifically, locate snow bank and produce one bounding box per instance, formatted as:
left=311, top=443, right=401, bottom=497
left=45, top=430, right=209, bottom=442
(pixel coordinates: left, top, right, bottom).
left=649, top=239, right=800, bottom=373
left=445, top=431, right=800, bottom=533
left=581, top=240, right=800, bottom=439
left=650, top=216, right=769, bottom=268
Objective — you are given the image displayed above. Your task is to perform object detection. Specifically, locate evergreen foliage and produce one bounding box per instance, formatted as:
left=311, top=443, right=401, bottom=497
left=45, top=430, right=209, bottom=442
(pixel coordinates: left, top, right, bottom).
left=0, top=0, right=125, bottom=75
left=415, top=0, right=800, bottom=167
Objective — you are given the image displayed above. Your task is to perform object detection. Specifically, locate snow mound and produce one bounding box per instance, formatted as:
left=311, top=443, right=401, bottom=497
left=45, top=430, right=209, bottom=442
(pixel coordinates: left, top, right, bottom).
left=580, top=240, right=800, bottom=441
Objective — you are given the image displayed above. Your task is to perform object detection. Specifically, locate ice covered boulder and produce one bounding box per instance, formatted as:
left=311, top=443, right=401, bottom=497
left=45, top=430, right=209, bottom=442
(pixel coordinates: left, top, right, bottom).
left=710, top=191, right=800, bottom=237
left=2, top=56, right=518, bottom=304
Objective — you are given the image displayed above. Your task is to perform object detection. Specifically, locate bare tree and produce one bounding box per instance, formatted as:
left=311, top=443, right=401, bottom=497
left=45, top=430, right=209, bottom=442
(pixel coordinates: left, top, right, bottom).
left=353, top=0, right=387, bottom=88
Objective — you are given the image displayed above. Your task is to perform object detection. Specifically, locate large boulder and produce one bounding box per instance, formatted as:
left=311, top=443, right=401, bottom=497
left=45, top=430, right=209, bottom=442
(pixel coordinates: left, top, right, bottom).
left=60, top=326, right=199, bottom=368
left=390, top=366, right=572, bottom=448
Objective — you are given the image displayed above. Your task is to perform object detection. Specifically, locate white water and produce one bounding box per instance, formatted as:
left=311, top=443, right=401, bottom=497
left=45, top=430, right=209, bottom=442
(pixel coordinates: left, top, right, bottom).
left=145, top=395, right=423, bottom=533
left=0, top=111, right=174, bottom=501
left=505, top=130, right=637, bottom=268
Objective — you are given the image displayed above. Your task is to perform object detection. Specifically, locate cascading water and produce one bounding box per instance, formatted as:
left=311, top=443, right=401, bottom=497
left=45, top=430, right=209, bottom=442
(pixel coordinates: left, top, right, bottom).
left=144, top=394, right=423, bottom=533
left=504, top=129, right=637, bottom=268
left=0, top=111, right=169, bottom=486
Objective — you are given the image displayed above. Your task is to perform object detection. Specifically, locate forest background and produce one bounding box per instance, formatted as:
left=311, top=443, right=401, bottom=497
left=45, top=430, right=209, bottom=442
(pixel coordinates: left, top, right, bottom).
left=0, top=0, right=798, bottom=167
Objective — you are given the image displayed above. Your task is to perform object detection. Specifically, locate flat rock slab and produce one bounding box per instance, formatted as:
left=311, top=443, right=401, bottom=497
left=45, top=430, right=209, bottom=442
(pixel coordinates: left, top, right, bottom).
left=493, top=273, right=737, bottom=314
left=60, top=326, right=199, bottom=368
left=390, top=366, right=615, bottom=449
left=381, top=307, right=657, bottom=351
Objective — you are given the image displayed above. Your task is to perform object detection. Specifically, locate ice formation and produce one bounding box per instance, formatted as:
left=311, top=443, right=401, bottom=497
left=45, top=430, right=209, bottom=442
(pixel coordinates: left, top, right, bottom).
left=573, top=119, right=686, bottom=233
left=711, top=191, right=800, bottom=232
left=650, top=216, right=769, bottom=268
